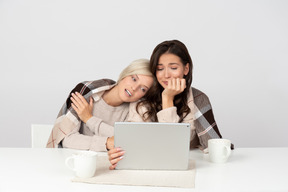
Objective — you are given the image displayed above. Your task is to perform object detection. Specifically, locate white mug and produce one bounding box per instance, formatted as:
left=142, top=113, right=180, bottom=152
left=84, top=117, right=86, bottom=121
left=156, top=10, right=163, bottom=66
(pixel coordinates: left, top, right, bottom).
left=65, top=151, right=98, bottom=178
left=208, top=139, right=231, bottom=163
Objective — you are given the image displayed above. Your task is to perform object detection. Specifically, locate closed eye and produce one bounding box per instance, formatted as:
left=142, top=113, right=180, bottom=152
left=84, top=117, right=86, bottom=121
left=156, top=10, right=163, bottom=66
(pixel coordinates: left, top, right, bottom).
left=156, top=68, right=163, bottom=71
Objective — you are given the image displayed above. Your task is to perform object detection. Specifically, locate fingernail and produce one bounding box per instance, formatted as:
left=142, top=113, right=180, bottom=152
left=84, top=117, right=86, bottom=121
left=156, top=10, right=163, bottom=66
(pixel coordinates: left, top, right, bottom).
left=119, top=156, right=124, bottom=159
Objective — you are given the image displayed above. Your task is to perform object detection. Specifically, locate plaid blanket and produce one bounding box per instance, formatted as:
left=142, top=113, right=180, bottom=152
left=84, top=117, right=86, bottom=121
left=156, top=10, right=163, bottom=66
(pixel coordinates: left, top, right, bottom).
left=191, top=87, right=234, bottom=151
left=46, top=79, right=116, bottom=148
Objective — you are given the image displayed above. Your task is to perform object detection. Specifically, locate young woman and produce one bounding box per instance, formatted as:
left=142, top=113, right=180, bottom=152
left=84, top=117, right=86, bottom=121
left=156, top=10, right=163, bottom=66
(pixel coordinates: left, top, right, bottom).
left=108, top=40, right=231, bottom=169
left=46, top=59, right=154, bottom=151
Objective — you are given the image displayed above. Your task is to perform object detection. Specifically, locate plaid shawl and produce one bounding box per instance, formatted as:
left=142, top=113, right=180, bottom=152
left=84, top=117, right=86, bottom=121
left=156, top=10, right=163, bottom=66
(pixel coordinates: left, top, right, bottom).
left=46, top=79, right=116, bottom=148
left=191, top=87, right=234, bottom=150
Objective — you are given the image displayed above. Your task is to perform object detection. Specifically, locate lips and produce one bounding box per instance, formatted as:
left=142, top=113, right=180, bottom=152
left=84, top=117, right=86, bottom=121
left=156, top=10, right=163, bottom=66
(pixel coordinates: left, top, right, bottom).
left=163, top=81, right=168, bottom=86
left=125, top=89, right=132, bottom=97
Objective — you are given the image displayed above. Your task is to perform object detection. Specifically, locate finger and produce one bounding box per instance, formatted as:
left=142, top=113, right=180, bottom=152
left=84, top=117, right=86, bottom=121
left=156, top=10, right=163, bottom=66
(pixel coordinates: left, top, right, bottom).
left=181, top=79, right=186, bottom=90
left=166, top=79, right=171, bottom=89
left=109, top=163, right=117, bottom=170
left=176, top=78, right=181, bottom=91
left=109, top=151, right=125, bottom=161
left=76, top=92, right=88, bottom=105
left=89, top=97, right=94, bottom=107
left=171, top=78, right=176, bottom=89
left=167, top=79, right=173, bottom=89
left=71, top=103, right=79, bottom=113
left=70, top=97, right=81, bottom=109
left=108, top=147, right=121, bottom=156
left=110, top=155, right=124, bottom=166
left=72, top=93, right=84, bottom=106
left=108, top=147, right=124, bottom=159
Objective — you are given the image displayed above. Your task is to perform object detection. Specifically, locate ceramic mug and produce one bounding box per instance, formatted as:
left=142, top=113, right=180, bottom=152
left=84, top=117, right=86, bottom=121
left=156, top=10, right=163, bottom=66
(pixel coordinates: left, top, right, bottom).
left=65, top=151, right=98, bottom=178
left=208, top=139, right=231, bottom=163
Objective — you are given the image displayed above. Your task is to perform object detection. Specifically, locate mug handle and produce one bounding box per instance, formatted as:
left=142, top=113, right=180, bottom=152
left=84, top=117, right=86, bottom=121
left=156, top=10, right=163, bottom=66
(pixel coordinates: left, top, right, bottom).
left=65, top=156, right=76, bottom=171
left=224, top=145, right=231, bottom=158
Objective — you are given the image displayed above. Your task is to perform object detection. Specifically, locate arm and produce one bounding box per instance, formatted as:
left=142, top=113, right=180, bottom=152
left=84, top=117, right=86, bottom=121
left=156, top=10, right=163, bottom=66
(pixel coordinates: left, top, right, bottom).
left=62, top=131, right=110, bottom=151
left=157, top=88, right=197, bottom=145
left=63, top=93, right=114, bottom=151
left=157, top=77, right=187, bottom=123
left=70, top=92, right=114, bottom=136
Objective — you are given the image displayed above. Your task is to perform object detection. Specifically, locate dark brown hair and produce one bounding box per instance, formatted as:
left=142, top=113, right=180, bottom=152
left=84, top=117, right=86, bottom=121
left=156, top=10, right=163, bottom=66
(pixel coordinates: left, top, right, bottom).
left=138, top=40, right=193, bottom=122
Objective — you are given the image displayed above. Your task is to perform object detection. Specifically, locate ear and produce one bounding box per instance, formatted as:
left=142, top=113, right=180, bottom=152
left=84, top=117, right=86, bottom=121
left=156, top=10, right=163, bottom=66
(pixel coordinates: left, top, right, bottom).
left=184, top=63, right=189, bottom=75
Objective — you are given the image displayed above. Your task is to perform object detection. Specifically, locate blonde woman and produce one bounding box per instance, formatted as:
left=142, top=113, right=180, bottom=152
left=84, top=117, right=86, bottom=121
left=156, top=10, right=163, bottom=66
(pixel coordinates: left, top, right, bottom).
left=46, top=59, right=154, bottom=151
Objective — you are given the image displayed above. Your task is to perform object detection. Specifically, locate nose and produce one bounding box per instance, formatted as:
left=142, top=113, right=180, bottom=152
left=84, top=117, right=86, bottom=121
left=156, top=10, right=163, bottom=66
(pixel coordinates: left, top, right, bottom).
left=164, top=68, right=170, bottom=78
left=131, top=82, right=141, bottom=92
left=131, top=85, right=136, bottom=91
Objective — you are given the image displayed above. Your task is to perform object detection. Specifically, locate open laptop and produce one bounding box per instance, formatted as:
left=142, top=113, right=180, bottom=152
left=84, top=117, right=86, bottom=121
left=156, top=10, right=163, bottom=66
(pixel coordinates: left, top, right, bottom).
left=114, top=122, right=190, bottom=170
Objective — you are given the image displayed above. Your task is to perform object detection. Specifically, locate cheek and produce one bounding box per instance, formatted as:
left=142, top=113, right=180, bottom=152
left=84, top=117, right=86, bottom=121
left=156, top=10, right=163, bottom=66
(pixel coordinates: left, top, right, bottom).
left=134, top=92, right=145, bottom=100
left=156, top=71, right=162, bottom=79
left=172, top=71, right=185, bottom=78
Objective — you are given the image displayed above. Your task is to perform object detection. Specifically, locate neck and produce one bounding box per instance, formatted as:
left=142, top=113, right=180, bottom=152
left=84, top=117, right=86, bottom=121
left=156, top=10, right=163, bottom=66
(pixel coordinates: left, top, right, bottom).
left=102, top=85, right=123, bottom=107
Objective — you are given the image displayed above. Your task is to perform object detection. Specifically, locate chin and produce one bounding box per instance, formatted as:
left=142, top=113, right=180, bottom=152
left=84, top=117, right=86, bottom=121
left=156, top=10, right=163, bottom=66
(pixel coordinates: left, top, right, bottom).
left=161, top=84, right=167, bottom=89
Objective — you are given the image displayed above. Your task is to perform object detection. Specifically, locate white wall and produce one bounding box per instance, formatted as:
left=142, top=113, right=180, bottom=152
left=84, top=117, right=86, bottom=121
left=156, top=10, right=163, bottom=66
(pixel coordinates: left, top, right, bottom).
left=0, top=0, right=287, bottom=147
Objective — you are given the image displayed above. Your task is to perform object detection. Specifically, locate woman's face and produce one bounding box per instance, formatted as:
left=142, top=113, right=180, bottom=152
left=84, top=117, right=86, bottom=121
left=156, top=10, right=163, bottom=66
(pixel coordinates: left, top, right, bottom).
left=156, top=53, right=189, bottom=89
left=117, top=74, right=154, bottom=102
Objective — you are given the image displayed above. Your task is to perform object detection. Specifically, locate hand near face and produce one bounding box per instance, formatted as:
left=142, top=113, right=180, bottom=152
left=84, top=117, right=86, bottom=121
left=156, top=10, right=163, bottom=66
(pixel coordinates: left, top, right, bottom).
left=162, top=78, right=186, bottom=99
left=161, top=78, right=186, bottom=109
left=70, top=92, right=93, bottom=123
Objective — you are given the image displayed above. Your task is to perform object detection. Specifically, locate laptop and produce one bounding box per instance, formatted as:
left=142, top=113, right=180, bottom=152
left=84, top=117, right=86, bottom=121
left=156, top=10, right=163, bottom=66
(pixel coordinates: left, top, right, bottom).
left=114, top=122, right=190, bottom=170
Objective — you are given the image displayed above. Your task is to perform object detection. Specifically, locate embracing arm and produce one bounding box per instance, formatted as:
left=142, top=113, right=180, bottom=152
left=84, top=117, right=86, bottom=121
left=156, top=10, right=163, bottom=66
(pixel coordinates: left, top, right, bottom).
left=62, top=132, right=110, bottom=151
left=61, top=118, right=114, bottom=152
left=70, top=92, right=114, bottom=136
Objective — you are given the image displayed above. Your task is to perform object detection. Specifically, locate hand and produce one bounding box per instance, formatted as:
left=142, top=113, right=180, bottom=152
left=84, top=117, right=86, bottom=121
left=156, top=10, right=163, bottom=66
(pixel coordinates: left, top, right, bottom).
left=108, top=147, right=125, bottom=170
left=162, top=78, right=186, bottom=98
left=70, top=92, right=93, bottom=123
left=162, top=78, right=186, bottom=109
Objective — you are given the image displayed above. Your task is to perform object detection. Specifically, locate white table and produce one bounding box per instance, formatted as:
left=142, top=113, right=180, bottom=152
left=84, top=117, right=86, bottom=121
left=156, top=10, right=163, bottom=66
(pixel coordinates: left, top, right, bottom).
left=0, top=148, right=287, bottom=192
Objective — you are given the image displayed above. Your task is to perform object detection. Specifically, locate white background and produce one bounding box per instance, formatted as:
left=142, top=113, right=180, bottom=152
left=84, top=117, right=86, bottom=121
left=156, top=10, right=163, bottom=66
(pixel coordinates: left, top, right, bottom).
left=0, top=0, right=287, bottom=148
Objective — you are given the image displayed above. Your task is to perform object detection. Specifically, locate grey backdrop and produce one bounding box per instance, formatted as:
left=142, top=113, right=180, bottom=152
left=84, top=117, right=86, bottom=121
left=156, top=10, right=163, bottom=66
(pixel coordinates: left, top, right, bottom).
left=0, top=0, right=287, bottom=147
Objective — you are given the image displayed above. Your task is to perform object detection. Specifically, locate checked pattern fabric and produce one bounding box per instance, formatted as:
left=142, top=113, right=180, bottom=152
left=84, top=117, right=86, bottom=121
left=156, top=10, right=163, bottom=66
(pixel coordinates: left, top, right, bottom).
left=46, top=79, right=116, bottom=148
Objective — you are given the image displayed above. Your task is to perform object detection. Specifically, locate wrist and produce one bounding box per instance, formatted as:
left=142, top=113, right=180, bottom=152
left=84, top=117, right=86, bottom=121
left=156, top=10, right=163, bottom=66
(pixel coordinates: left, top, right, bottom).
left=84, top=115, right=93, bottom=124
left=162, top=95, right=174, bottom=109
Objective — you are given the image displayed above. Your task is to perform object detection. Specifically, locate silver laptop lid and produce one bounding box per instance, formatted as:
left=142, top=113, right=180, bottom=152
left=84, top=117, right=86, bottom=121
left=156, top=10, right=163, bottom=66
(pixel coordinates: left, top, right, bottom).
left=114, top=122, right=190, bottom=170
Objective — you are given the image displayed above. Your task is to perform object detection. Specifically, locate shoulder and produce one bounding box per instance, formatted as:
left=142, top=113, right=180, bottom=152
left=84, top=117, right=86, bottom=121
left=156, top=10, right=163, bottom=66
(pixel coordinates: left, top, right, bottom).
left=191, top=87, right=211, bottom=108
left=129, top=101, right=148, bottom=113
left=74, top=79, right=116, bottom=91
left=70, top=79, right=116, bottom=97
left=127, top=101, right=149, bottom=122
left=77, top=79, right=116, bottom=87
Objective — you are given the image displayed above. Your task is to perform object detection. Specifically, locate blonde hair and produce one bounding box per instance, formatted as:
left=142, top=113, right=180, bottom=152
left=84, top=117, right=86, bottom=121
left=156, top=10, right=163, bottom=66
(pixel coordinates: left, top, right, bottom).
left=117, top=59, right=153, bottom=83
